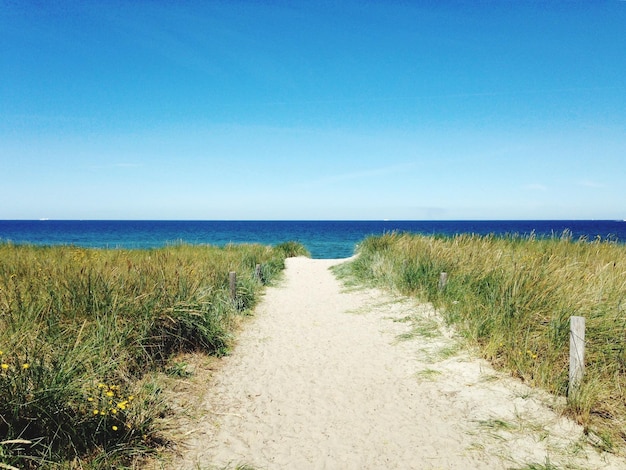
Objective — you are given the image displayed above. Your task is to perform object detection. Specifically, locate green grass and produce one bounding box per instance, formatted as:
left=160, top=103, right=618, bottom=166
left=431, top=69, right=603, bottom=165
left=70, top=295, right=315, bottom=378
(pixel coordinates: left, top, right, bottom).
left=343, top=231, right=626, bottom=452
left=0, top=241, right=306, bottom=468
left=416, top=368, right=442, bottom=381
left=513, top=459, right=560, bottom=470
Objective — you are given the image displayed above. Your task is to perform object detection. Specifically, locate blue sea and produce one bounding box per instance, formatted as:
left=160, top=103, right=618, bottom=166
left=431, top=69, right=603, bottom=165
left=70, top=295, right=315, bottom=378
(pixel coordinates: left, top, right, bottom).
left=0, top=220, right=624, bottom=259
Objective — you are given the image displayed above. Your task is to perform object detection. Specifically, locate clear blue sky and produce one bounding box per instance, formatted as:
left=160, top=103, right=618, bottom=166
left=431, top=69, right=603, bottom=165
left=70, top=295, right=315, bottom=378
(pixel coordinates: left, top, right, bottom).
left=1, top=1, right=625, bottom=220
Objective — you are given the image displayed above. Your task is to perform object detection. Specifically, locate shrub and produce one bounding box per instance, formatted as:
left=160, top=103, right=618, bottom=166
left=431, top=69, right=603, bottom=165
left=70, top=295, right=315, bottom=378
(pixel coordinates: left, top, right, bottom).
left=0, top=241, right=306, bottom=467
left=345, top=232, right=626, bottom=451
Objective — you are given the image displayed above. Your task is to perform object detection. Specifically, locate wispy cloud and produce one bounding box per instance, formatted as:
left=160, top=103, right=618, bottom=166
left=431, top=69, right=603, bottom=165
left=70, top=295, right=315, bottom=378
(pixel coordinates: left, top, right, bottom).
left=523, top=183, right=547, bottom=191
left=577, top=180, right=605, bottom=189
left=304, top=162, right=416, bottom=187
left=114, top=163, right=142, bottom=168
left=89, top=163, right=142, bottom=170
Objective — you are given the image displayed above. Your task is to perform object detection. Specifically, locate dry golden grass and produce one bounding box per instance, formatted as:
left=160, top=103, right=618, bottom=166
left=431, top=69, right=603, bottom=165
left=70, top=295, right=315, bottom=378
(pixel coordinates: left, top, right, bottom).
left=0, top=241, right=307, bottom=468
left=346, top=231, right=626, bottom=452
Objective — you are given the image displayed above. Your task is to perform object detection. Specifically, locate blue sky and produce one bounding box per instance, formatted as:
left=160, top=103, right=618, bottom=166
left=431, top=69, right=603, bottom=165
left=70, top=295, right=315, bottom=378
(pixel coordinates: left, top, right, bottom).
left=1, top=1, right=625, bottom=220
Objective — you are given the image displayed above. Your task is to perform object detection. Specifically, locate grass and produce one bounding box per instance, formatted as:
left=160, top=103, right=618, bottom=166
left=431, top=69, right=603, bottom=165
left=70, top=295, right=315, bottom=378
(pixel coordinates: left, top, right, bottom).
left=342, top=231, right=626, bottom=453
left=0, top=241, right=308, bottom=468
left=416, top=368, right=442, bottom=381
left=513, top=459, right=560, bottom=470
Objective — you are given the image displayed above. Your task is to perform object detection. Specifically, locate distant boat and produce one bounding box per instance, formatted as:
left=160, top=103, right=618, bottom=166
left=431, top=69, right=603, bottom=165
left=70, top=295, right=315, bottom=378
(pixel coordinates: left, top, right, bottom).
left=39, top=218, right=49, bottom=221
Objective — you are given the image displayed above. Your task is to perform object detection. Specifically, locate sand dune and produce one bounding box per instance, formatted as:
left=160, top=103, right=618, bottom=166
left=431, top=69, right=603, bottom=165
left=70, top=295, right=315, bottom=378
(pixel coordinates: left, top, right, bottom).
left=172, top=257, right=624, bottom=469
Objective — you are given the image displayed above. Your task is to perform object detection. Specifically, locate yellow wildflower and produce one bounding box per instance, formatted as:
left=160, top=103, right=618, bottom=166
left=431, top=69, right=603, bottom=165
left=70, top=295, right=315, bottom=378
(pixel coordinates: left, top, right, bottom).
left=22, top=363, right=30, bottom=369
left=93, top=409, right=99, bottom=415
left=98, top=383, right=106, bottom=389
left=112, top=426, right=118, bottom=431
left=117, top=402, right=127, bottom=410
left=87, top=397, right=94, bottom=402
left=106, top=391, right=114, bottom=397
left=1, top=364, right=8, bottom=370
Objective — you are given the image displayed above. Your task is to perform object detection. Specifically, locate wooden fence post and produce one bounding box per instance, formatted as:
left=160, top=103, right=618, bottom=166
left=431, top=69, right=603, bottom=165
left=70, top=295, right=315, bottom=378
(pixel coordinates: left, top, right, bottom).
left=569, top=316, right=585, bottom=398
left=255, top=264, right=262, bottom=281
left=229, top=271, right=237, bottom=300
left=438, top=272, right=448, bottom=291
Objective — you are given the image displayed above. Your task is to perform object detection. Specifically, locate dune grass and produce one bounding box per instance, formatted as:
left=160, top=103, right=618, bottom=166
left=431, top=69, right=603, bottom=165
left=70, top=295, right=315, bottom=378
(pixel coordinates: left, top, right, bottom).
left=0, top=241, right=308, bottom=468
left=342, top=231, right=626, bottom=452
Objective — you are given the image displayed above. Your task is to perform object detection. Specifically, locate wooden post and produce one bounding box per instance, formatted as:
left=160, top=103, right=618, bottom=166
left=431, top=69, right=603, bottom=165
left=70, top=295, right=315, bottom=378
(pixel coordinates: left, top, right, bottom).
left=229, top=271, right=237, bottom=300
left=438, top=272, right=448, bottom=291
left=569, top=316, right=585, bottom=398
left=255, top=264, right=262, bottom=281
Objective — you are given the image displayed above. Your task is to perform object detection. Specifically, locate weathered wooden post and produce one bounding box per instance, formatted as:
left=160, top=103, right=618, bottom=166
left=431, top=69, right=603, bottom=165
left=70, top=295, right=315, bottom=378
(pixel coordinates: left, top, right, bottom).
left=255, top=264, right=262, bottom=282
left=569, top=316, right=585, bottom=398
left=229, top=271, right=237, bottom=301
left=438, top=272, right=448, bottom=291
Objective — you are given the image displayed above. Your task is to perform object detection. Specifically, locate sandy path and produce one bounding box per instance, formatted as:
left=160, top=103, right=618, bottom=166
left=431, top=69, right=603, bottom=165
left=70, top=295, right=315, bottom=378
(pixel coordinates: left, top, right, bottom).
left=173, top=257, right=625, bottom=469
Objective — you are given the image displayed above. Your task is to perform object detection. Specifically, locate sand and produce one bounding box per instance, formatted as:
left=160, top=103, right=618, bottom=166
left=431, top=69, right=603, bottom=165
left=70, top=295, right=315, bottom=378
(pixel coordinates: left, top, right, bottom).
left=170, top=257, right=625, bottom=469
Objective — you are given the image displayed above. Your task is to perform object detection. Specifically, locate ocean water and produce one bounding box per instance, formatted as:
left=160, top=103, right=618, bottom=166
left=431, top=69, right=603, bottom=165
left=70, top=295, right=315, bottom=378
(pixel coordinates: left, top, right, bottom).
left=0, top=220, right=624, bottom=259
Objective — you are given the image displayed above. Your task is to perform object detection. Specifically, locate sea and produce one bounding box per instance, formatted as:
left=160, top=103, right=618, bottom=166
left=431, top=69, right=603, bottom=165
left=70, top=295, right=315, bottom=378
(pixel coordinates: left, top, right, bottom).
left=0, top=220, right=624, bottom=259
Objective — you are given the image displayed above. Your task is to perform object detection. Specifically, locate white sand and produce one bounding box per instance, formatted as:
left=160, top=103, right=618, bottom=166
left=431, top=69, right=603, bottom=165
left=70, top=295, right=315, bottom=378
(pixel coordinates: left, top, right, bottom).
left=172, top=257, right=625, bottom=469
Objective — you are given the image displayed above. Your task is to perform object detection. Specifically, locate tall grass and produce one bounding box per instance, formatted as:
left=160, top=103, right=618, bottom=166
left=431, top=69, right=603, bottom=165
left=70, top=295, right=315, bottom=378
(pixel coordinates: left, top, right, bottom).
left=345, top=231, right=626, bottom=451
left=0, top=241, right=307, bottom=468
